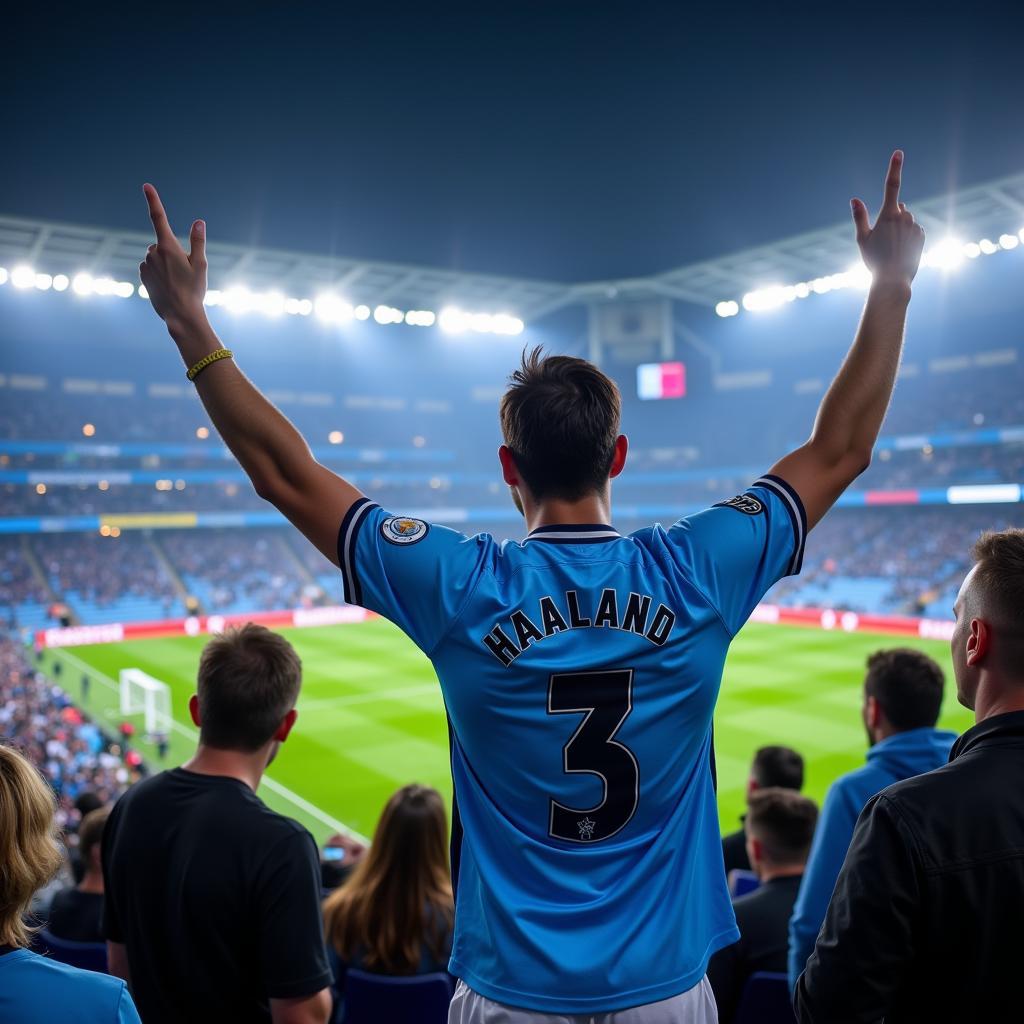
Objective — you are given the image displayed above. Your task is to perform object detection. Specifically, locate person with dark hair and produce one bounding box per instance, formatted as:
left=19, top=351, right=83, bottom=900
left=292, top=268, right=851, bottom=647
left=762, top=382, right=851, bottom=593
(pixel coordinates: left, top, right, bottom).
left=0, top=746, right=141, bottom=1024
left=323, top=785, right=453, bottom=997
left=722, top=745, right=804, bottom=874
left=797, top=529, right=1024, bottom=1021
left=138, top=154, right=925, bottom=1020
left=709, top=789, right=817, bottom=1023
left=47, top=806, right=109, bottom=942
left=102, top=624, right=332, bottom=1024
left=788, top=647, right=953, bottom=988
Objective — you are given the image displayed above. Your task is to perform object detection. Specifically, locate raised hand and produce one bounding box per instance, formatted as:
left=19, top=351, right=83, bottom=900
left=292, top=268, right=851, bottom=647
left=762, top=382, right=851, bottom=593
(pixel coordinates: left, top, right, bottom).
left=851, top=151, right=926, bottom=288
left=139, top=184, right=209, bottom=334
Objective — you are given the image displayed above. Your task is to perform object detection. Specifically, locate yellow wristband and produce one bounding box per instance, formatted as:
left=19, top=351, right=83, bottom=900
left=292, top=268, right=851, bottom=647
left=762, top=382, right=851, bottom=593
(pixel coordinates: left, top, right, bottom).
left=186, top=348, right=234, bottom=382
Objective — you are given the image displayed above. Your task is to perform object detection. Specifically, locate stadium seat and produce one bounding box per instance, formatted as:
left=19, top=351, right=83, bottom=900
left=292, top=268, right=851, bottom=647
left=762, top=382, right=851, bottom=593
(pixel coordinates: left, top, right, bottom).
left=340, top=969, right=453, bottom=1024
left=31, top=929, right=108, bottom=974
left=734, top=971, right=794, bottom=1024
left=730, top=869, right=761, bottom=898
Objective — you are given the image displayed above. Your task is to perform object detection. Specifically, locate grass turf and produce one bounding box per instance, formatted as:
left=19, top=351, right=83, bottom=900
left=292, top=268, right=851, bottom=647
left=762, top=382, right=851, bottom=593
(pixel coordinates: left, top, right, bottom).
left=49, top=618, right=973, bottom=844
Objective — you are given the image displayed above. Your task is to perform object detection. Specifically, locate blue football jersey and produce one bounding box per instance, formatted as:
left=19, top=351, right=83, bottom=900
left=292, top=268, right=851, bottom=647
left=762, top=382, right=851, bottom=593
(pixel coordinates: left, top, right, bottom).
left=337, top=475, right=806, bottom=1013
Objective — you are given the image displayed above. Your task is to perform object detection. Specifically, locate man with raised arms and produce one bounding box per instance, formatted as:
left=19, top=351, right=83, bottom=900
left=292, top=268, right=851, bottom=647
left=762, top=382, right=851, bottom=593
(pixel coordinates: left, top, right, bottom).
left=138, top=153, right=924, bottom=1022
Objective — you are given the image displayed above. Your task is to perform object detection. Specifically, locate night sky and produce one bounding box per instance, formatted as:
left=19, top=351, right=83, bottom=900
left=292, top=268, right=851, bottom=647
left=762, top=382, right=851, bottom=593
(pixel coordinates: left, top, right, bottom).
left=4, top=2, right=1022, bottom=282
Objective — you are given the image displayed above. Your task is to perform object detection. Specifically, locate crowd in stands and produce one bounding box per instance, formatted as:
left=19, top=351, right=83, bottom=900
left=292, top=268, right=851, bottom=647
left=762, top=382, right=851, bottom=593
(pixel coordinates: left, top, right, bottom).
left=34, top=534, right=181, bottom=616
left=0, top=636, right=135, bottom=825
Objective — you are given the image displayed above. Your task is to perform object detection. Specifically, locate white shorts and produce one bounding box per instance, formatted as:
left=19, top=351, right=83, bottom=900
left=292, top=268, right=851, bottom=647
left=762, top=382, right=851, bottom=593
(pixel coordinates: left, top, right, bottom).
left=448, top=978, right=719, bottom=1024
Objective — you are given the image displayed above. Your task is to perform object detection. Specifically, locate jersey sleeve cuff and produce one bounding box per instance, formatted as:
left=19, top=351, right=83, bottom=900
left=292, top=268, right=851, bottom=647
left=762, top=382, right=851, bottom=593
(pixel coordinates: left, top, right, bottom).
left=336, top=498, right=377, bottom=606
left=753, top=474, right=807, bottom=576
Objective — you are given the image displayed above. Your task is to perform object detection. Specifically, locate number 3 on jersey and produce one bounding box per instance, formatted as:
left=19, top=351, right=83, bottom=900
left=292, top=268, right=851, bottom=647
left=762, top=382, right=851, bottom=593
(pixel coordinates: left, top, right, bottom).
left=547, top=669, right=639, bottom=843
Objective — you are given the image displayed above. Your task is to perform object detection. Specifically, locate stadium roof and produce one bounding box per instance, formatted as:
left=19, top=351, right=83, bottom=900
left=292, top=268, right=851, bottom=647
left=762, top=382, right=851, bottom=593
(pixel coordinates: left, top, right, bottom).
left=1, top=170, right=1022, bottom=321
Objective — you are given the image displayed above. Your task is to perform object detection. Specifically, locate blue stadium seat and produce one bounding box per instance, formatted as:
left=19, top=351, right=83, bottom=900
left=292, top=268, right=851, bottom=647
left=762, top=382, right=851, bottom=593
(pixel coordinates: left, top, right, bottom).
left=734, top=971, right=794, bottom=1024
left=730, top=869, right=761, bottom=898
left=340, top=969, right=453, bottom=1024
left=31, top=929, right=108, bottom=974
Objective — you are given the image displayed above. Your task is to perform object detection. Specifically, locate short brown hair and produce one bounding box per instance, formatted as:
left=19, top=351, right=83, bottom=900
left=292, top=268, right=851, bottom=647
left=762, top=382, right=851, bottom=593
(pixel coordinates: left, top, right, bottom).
left=499, top=348, right=621, bottom=501
left=196, top=624, right=302, bottom=752
left=971, top=529, right=1024, bottom=676
left=864, top=648, right=945, bottom=731
left=746, top=788, right=818, bottom=865
left=77, top=805, right=110, bottom=868
left=0, top=745, right=63, bottom=947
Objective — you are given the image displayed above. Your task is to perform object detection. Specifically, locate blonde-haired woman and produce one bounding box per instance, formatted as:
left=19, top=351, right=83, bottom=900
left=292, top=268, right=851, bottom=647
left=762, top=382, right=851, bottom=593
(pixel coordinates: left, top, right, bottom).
left=323, top=784, right=454, bottom=994
left=0, top=744, right=141, bottom=1024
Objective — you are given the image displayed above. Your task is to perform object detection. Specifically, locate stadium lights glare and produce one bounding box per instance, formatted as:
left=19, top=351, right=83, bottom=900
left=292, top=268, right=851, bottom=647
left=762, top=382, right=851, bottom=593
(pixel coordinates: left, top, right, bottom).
left=12, top=266, right=36, bottom=289
left=438, top=306, right=524, bottom=336
left=718, top=224, right=1024, bottom=316
left=5, top=265, right=526, bottom=335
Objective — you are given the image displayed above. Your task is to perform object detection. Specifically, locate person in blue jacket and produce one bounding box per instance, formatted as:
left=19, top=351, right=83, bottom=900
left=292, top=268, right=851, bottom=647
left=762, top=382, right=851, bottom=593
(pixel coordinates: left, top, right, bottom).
left=787, top=648, right=957, bottom=989
left=0, top=744, right=141, bottom=1024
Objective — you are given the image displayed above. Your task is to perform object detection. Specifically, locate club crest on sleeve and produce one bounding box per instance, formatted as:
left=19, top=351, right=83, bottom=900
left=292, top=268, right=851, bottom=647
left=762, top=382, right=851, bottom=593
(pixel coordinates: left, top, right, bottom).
left=714, top=494, right=764, bottom=516
left=381, top=516, right=429, bottom=546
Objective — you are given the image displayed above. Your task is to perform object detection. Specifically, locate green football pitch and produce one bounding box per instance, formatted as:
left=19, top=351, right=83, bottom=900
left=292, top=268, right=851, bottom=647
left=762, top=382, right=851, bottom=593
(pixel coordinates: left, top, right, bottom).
left=44, top=619, right=973, bottom=844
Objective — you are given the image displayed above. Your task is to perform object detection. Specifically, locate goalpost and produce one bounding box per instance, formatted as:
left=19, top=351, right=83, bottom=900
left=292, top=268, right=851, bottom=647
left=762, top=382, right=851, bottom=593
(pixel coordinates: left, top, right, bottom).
left=119, top=668, right=173, bottom=738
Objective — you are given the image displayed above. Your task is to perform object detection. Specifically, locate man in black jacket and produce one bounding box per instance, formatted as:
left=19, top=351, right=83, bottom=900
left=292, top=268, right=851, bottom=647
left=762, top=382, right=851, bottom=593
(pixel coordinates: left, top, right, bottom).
left=796, top=528, right=1024, bottom=1023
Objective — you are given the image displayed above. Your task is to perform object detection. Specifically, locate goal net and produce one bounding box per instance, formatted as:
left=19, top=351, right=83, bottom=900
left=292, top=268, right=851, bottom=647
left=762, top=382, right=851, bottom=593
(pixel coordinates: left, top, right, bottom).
left=119, top=668, right=173, bottom=738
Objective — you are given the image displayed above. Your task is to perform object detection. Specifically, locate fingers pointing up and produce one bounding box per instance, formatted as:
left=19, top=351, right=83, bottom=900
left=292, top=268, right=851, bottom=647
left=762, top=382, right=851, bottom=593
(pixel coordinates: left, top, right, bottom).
left=881, top=150, right=903, bottom=216
left=143, top=183, right=180, bottom=249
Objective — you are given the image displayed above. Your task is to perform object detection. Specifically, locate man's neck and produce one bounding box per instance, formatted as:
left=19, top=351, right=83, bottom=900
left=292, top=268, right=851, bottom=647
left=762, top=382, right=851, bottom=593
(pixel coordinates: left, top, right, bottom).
left=758, top=864, right=804, bottom=884
left=523, top=492, right=613, bottom=533
left=972, top=674, right=1024, bottom=724
left=183, top=745, right=266, bottom=791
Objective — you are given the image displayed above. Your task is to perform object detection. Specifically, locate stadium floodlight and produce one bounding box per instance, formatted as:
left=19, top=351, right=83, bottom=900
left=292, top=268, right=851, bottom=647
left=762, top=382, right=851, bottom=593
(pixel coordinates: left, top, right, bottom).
left=404, top=309, right=436, bottom=327
left=492, top=312, right=524, bottom=336
left=353, top=304, right=371, bottom=320
left=115, top=281, right=135, bottom=298
left=963, top=242, right=981, bottom=259
left=11, top=265, right=36, bottom=290
left=439, top=306, right=469, bottom=333
left=259, top=290, right=285, bottom=316
left=978, top=238, right=998, bottom=255
left=373, top=304, right=404, bottom=325
left=714, top=300, right=739, bottom=318
left=0, top=267, right=7, bottom=285
left=52, top=274, right=69, bottom=292
left=999, top=233, right=1019, bottom=251
left=1019, top=227, right=1024, bottom=243
left=138, top=284, right=149, bottom=299
left=33, top=273, right=53, bottom=291
left=73, top=272, right=94, bottom=295
left=922, top=238, right=965, bottom=271
left=314, top=293, right=353, bottom=323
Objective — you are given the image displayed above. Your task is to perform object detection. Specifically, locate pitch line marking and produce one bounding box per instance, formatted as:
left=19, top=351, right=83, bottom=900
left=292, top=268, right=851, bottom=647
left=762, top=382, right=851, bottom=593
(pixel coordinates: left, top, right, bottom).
left=46, top=646, right=371, bottom=843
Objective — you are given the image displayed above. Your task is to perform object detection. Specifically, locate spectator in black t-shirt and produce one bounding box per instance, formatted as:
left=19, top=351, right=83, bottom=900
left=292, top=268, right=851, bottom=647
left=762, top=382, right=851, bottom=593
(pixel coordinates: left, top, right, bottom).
left=47, top=806, right=109, bottom=943
left=102, top=624, right=332, bottom=1024
left=722, top=745, right=805, bottom=874
left=709, top=788, right=818, bottom=1024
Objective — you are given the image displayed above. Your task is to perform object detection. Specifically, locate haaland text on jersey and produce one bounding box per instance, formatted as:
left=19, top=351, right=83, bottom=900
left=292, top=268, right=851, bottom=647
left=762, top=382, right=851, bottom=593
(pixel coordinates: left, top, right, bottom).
left=481, top=588, right=677, bottom=666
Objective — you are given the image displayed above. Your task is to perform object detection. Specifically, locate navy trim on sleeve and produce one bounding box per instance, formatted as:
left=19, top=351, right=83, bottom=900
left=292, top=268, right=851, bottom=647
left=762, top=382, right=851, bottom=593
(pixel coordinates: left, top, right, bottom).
left=336, top=498, right=376, bottom=606
left=753, top=474, right=807, bottom=576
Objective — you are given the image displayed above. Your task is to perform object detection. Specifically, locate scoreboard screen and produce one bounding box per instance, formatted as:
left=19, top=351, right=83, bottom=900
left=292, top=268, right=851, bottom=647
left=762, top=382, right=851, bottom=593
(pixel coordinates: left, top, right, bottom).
left=636, top=361, right=686, bottom=401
